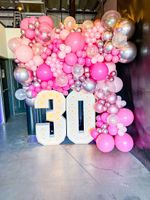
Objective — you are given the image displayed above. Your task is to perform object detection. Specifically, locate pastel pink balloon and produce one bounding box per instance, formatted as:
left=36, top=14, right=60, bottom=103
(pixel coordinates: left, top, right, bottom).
left=108, top=125, right=118, bottom=135
left=38, top=16, right=54, bottom=28
left=91, top=62, right=108, bottom=81
left=25, top=29, right=35, bottom=40
left=33, top=55, right=44, bottom=66
left=15, top=45, right=33, bottom=63
left=36, top=63, right=53, bottom=81
left=20, top=18, right=29, bottom=30
left=105, top=62, right=116, bottom=73
left=117, top=108, right=134, bottom=126
left=90, top=128, right=99, bottom=140
left=65, top=32, right=85, bottom=52
left=107, top=77, right=123, bottom=93
left=63, top=63, right=72, bottom=74
left=65, top=53, right=77, bottom=66
left=115, top=133, right=134, bottom=152
left=96, top=134, right=115, bottom=153
left=8, top=38, right=22, bottom=52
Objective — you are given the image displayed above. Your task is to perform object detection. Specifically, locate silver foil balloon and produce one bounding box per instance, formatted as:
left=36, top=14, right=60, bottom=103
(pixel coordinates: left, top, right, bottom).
left=82, top=78, right=96, bottom=92
left=120, top=42, right=137, bottom=63
left=101, top=10, right=121, bottom=28
left=102, top=31, right=113, bottom=41
left=15, top=89, right=27, bottom=100
left=14, top=67, right=29, bottom=84
left=104, top=41, right=114, bottom=53
left=114, top=18, right=135, bottom=39
left=25, top=97, right=35, bottom=107
left=72, top=65, right=84, bottom=78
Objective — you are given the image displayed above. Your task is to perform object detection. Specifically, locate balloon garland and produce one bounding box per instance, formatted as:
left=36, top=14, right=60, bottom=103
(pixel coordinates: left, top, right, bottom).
left=9, top=10, right=136, bottom=153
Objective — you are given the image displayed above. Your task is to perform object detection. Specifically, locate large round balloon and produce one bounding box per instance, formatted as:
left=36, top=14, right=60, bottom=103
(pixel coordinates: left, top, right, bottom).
left=115, top=133, right=134, bottom=152
left=8, top=38, right=22, bottom=52
left=38, top=16, right=54, bottom=28
left=117, top=108, right=134, bottom=126
left=65, top=32, right=85, bottom=52
left=15, top=45, right=33, bottom=63
left=91, top=62, right=108, bottom=81
left=119, top=42, right=137, bottom=63
left=36, top=63, right=53, bottom=81
left=96, top=134, right=115, bottom=153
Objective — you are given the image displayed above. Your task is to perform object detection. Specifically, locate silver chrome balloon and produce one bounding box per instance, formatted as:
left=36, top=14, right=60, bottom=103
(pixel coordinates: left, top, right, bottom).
left=102, top=31, right=113, bottom=41
left=120, top=42, right=137, bottom=63
left=114, top=18, right=135, bottom=39
left=82, top=78, right=96, bottom=92
left=101, top=10, right=121, bottom=28
left=72, top=65, right=84, bottom=78
left=104, top=41, right=114, bottom=53
left=14, top=67, right=29, bottom=83
left=15, top=89, right=27, bottom=100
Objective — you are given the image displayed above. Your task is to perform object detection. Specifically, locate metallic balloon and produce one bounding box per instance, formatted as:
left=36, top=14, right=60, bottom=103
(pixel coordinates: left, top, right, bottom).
left=25, top=97, right=35, bottom=107
left=114, top=18, right=135, bottom=39
left=120, top=42, right=137, bottom=63
left=26, top=90, right=33, bottom=98
left=104, top=41, right=114, bottom=53
left=14, top=67, right=29, bottom=84
left=107, top=105, right=119, bottom=114
left=15, top=89, right=27, bottom=100
left=102, top=31, right=113, bottom=41
left=33, top=81, right=40, bottom=87
left=101, top=10, right=121, bottom=28
left=72, top=65, right=84, bottom=78
left=82, top=78, right=96, bottom=92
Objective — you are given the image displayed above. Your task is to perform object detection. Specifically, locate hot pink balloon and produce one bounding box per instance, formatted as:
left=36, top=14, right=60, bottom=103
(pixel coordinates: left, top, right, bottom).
left=63, top=63, right=72, bottom=74
left=38, top=16, right=54, bottom=28
left=36, top=63, right=53, bottom=81
left=65, top=32, right=85, bottom=52
left=115, top=133, right=134, bottom=152
left=20, top=18, right=29, bottom=30
left=96, top=134, right=115, bottom=153
left=91, top=62, right=108, bottom=81
left=108, top=125, right=118, bottom=135
left=15, top=45, right=33, bottom=63
left=65, top=53, right=77, bottom=66
left=117, top=108, right=134, bottom=126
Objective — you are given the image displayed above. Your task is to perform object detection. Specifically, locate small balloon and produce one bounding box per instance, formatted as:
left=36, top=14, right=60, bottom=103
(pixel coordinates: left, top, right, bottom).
left=72, top=65, right=84, bottom=78
left=82, top=78, right=96, bottom=92
left=82, top=20, right=93, bottom=29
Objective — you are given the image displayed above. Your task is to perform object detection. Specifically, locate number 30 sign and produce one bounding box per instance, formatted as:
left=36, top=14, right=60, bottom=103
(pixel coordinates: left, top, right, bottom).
left=35, top=90, right=95, bottom=145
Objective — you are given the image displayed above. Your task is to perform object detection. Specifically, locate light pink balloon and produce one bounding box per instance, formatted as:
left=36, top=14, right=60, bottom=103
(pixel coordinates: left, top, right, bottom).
left=65, top=32, right=85, bottom=52
left=96, top=134, right=115, bottom=153
left=8, top=38, right=22, bottom=52
left=20, top=18, right=29, bottom=30
left=15, top=45, right=33, bottom=63
left=33, top=55, right=44, bottom=66
left=65, top=53, right=77, bottom=66
left=91, top=62, right=108, bottom=81
left=105, top=62, right=116, bottom=73
left=38, top=16, right=54, bottom=28
left=115, top=133, right=134, bottom=152
left=117, top=108, right=134, bottom=126
left=36, top=63, right=53, bottom=81
left=107, top=77, right=123, bottom=93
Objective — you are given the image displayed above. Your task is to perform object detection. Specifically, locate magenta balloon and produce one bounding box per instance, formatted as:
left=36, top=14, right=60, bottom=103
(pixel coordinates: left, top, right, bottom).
left=115, top=133, right=134, bottom=152
left=91, top=62, right=108, bottom=81
left=65, top=32, right=85, bottom=52
left=96, top=134, right=115, bottom=153
left=20, top=18, right=29, bottom=30
left=15, top=45, right=33, bottom=63
left=117, top=108, right=134, bottom=126
left=65, top=53, right=77, bottom=66
left=38, top=16, right=54, bottom=28
left=36, top=64, right=53, bottom=81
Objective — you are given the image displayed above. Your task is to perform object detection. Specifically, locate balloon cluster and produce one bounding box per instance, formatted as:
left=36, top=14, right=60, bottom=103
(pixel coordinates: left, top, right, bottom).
left=9, top=10, right=136, bottom=153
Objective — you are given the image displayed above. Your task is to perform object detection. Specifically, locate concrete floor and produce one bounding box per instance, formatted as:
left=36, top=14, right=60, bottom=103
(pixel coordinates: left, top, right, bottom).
left=0, top=115, right=150, bottom=200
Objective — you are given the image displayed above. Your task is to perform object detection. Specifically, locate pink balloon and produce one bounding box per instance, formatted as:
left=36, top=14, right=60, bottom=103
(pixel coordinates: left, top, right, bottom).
left=90, top=128, right=99, bottom=140
left=25, top=29, right=35, bottom=40
left=65, top=53, right=77, bottom=66
left=105, top=62, right=116, bottom=73
left=60, top=29, right=70, bottom=40
left=108, top=125, right=118, bottom=135
left=91, top=62, right=108, bottom=81
left=29, top=16, right=37, bottom=25
left=115, top=133, right=134, bottom=152
left=8, top=38, right=22, bottom=52
left=39, top=22, right=52, bottom=33
left=41, top=81, right=48, bottom=89
left=15, top=45, right=33, bottom=63
left=101, top=112, right=109, bottom=123
left=117, top=108, right=134, bottom=126
left=96, top=134, right=115, bottom=153
left=65, top=32, right=85, bottom=52
left=107, top=77, right=123, bottom=93
left=38, top=16, right=54, bottom=28
left=63, top=63, right=72, bottom=74
left=20, top=18, right=29, bottom=30
left=36, top=63, right=53, bottom=81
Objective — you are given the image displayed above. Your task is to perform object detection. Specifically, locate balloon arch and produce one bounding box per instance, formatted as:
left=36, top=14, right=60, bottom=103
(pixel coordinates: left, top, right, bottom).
left=9, top=10, right=136, bottom=153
